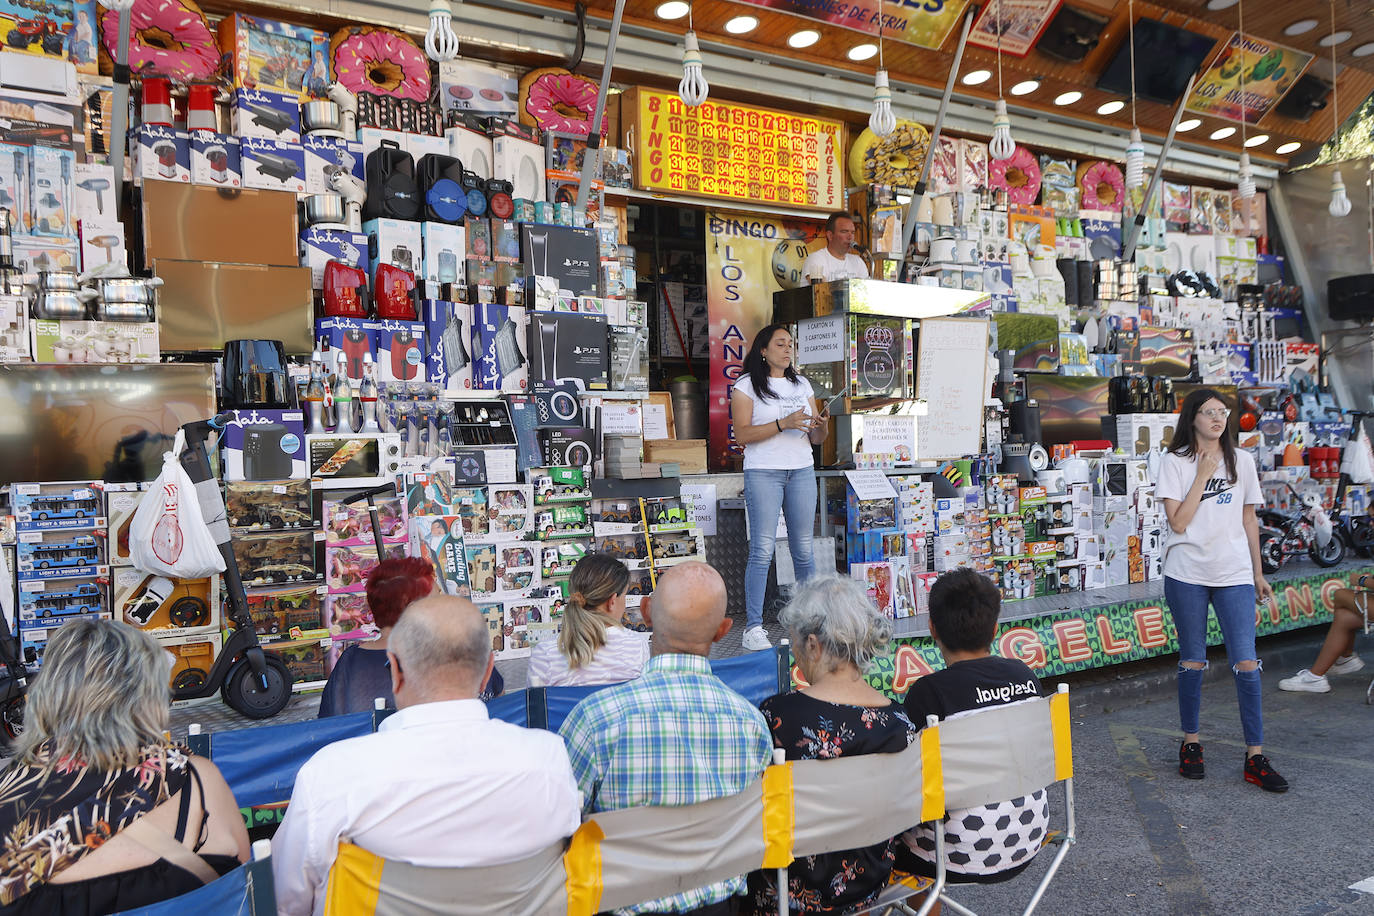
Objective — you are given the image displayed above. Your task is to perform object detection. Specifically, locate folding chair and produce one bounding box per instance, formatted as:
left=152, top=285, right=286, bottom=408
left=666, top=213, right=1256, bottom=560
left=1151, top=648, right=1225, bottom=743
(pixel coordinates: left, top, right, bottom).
left=112, top=838, right=275, bottom=915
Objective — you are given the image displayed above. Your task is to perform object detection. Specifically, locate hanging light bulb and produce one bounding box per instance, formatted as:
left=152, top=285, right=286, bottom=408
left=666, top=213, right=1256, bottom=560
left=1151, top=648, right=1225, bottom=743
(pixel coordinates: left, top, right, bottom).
left=1330, top=169, right=1352, bottom=217
left=1125, top=127, right=1145, bottom=189
left=1237, top=152, right=1256, bottom=200
left=989, top=99, right=1014, bottom=160
left=679, top=30, right=708, bottom=107
left=425, top=0, right=459, bottom=62
left=869, top=69, right=896, bottom=137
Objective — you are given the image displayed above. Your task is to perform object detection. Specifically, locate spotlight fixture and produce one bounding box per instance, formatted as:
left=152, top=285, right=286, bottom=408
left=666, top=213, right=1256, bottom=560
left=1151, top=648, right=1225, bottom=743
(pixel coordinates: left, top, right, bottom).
left=1096, top=100, right=1124, bottom=114
left=1284, top=18, right=1318, bottom=35
left=1177, top=118, right=1202, bottom=132
left=787, top=29, right=820, bottom=48
left=1210, top=126, right=1236, bottom=140
left=1205, top=0, right=1238, bottom=8
left=724, top=15, right=757, bottom=34
left=1243, top=134, right=1268, bottom=148
left=1054, top=91, right=1082, bottom=105
left=655, top=0, right=688, bottom=18
left=1010, top=79, right=1040, bottom=95
left=963, top=69, right=992, bottom=85
left=1319, top=30, right=1353, bottom=46
left=1276, top=141, right=1301, bottom=154
left=848, top=43, right=878, bottom=61
left=1354, top=42, right=1374, bottom=57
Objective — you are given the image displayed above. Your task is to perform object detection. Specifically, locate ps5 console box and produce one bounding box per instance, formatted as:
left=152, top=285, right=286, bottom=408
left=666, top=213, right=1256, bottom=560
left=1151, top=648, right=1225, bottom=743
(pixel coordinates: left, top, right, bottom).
left=527, top=312, right=608, bottom=389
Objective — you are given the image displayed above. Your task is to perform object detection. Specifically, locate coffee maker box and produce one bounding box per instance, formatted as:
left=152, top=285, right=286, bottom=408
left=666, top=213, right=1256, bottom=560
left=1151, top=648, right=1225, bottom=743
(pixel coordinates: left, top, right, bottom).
left=219, top=409, right=308, bottom=481
left=422, top=299, right=475, bottom=394
left=473, top=303, right=528, bottom=394
left=300, top=226, right=368, bottom=289
left=369, top=320, right=426, bottom=384
left=527, top=312, right=608, bottom=389
left=190, top=134, right=242, bottom=189
left=314, top=317, right=375, bottom=382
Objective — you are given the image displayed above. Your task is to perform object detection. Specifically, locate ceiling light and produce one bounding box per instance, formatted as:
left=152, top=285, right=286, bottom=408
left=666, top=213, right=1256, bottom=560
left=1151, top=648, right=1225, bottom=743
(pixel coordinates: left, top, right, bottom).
left=1320, top=30, right=1353, bottom=46
left=1210, top=126, right=1236, bottom=140
left=655, top=0, right=689, bottom=19
left=1205, top=0, right=1238, bottom=8
left=962, top=69, right=992, bottom=85
left=724, top=15, right=757, bottom=34
left=1276, top=141, right=1301, bottom=154
left=1097, top=100, right=1125, bottom=114
left=1354, top=42, right=1374, bottom=57
left=847, top=43, right=878, bottom=61
left=1054, top=91, right=1082, bottom=105
left=1284, top=19, right=1318, bottom=35
left=1177, top=118, right=1202, bottom=132
left=1010, top=79, right=1040, bottom=95
left=1243, top=134, right=1269, bottom=148
left=787, top=29, right=820, bottom=48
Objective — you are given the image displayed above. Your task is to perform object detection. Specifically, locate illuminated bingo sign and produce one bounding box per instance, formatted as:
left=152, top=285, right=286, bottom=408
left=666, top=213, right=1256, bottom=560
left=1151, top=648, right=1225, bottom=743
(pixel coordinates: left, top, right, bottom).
left=626, top=88, right=845, bottom=211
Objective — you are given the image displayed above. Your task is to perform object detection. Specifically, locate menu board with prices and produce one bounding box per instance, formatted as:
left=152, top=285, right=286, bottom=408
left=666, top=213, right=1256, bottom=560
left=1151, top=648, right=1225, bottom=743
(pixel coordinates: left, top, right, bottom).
left=626, top=89, right=845, bottom=212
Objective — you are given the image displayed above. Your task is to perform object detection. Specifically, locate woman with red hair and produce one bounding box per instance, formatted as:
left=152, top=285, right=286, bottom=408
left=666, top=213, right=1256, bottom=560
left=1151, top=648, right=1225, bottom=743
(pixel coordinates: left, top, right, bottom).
left=317, top=556, right=503, bottom=716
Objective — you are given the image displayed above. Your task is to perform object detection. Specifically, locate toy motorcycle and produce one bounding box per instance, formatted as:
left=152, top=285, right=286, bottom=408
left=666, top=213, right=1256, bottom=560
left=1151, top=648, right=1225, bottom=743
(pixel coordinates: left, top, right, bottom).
left=1258, top=482, right=1344, bottom=573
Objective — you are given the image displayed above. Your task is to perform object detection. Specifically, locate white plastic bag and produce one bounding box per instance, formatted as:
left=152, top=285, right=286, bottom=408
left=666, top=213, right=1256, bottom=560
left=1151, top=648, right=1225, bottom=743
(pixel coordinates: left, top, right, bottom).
left=1342, top=425, right=1374, bottom=485
left=129, top=431, right=226, bottom=579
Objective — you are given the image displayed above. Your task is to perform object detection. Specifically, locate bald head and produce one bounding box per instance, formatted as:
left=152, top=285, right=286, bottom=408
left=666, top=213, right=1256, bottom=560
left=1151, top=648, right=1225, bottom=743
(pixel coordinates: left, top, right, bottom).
left=646, top=562, right=730, bottom=656
left=388, top=594, right=492, bottom=703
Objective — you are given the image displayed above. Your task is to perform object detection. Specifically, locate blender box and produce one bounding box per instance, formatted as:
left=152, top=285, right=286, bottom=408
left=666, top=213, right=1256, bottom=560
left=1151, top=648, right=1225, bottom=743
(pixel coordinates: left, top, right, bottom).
left=302, top=134, right=363, bottom=195
left=300, top=226, right=368, bottom=289
left=421, top=222, right=466, bottom=297
left=0, top=295, right=28, bottom=361
left=314, top=317, right=374, bottom=381
left=231, top=87, right=302, bottom=143
left=240, top=137, right=305, bottom=193
left=217, top=13, right=330, bottom=99
left=365, top=217, right=423, bottom=279
left=0, top=142, right=28, bottom=233
left=421, top=298, right=475, bottom=394
left=29, top=145, right=74, bottom=238
left=370, top=319, right=426, bottom=384
left=219, top=409, right=308, bottom=482
left=133, top=126, right=189, bottom=184
left=472, top=302, right=528, bottom=393
left=190, top=133, right=242, bottom=188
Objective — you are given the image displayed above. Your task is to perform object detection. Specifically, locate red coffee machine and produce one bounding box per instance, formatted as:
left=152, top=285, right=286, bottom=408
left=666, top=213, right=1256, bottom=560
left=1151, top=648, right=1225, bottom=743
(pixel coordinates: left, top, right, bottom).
left=323, top=260, right=369, bottom=318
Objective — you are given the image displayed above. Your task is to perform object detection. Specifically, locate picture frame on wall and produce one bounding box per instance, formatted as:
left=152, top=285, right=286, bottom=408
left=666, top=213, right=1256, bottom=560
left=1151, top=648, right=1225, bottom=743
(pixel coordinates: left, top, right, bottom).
left=967, top=0, right=1063, bottom=57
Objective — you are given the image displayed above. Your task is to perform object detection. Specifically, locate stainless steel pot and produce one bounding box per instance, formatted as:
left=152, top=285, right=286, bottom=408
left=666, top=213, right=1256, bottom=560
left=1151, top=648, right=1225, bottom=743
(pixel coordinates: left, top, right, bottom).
left=32, top=289, right=87, bottom=320
left=303, top=194, right=347, bottom=226
left=36, top=270, right=79, bottom=292
left=94, top=277, right=157, bottom=305
left=97, top=300, right=155, bottom=322
left=301, top=100, right=342, bottom=134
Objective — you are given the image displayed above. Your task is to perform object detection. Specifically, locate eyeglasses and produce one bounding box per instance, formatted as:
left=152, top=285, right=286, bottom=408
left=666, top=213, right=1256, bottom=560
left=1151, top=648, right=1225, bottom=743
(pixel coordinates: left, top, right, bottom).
left=1198, top=408, right=1230, bottom=420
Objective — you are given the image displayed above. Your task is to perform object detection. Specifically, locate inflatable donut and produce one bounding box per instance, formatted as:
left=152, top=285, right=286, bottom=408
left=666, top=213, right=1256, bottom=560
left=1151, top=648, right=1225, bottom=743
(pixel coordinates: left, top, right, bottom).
left=847, top=119, right=930, bottom=188
left=988, top=145, right=1041, bottom=207
left=329, top=26, right=429, bottom=103
left=518, top=68, right=607, bottom=136
left=97, top=0, right=218, bottom=80
left=1077, top=160, right=1125, bottom=212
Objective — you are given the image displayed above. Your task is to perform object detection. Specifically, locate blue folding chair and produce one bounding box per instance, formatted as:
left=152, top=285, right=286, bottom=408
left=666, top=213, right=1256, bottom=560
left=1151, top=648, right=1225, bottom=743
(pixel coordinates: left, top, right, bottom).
left=112, top=839, right=275, bottom=915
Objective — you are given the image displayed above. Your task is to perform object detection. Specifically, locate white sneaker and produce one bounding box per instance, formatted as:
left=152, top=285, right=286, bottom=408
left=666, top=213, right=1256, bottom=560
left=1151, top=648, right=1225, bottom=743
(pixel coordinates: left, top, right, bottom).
left=742, top=626, right=773, bottom=652
left=1330, top=654, right=1366, bottom=676
left=1278, top=669, right=1331, bottom=693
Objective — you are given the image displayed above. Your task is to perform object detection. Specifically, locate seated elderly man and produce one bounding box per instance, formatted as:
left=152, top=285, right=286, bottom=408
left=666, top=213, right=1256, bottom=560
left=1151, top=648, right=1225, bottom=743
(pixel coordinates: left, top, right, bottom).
left=559, top=561, right=773, bottom=916
left=273, top=594, right=582, bottom=916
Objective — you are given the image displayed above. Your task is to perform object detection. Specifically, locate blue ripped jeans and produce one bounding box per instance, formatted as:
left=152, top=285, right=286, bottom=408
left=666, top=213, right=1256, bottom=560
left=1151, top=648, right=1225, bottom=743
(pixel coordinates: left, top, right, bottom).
left=743, top=467, right=817, bottom=630
left=1164, top=577, right=1263, bottom=747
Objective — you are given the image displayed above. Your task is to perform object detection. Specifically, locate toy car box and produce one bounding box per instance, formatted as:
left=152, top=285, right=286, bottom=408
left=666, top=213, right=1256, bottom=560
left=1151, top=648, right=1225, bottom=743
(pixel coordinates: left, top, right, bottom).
left=535, top=504, right=591, bottom=540
left=540, top=540, right=588, bottom=578
left=531, top=466, right=590, bottom=504
left=226, top=479, right=314, bottom=530
left=645, top=496, right=692, bottom=533
left=217, top=13, right=330, bottom=99
left=16, top=529, right=104, bottom=580
left=260, top=635, right=329, bottom=686
left=234, top=583, right=326, bottom=637
left=112, top=570, right=219, bottom=635
left=17, top=576, right=106, bottom=623
left=231, top=529, right=321, bottom=587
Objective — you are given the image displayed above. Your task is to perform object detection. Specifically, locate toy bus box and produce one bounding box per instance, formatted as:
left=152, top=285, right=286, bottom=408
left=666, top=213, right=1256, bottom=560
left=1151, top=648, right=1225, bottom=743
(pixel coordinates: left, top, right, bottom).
left=649, top=531, right=705, bottom=568
left=595, top=532, right=650, bottom=568
left=531, top=467, right=591, bottom=505
left=536, top=504, right=592, bottom=540
left=156, top=631, right=223, bottom=694
left=12, top=480, right=104, bottom=531
left=111, top=569, right=219, bottom=635
left=16, top=529, right=105, bottom=580
left=259, top=635, right=327, bottom=688
left=592, top=498, right=644, bottom=536
left=325, top=542, right=406, bottom=594
left=484, top=484, right=533, bottom=540
left=104, top=483, right=146, bottom=567
left=540, top=541, right=588, bottom=579
left=323, top=593, right=376, bottom=641
left=233, top=583, right=326, bottom=638
left=226, top=479, right=314, bottom=530
left=231, top=529, right=321, bottom=588
left=17, top=576, right=107, bottom=623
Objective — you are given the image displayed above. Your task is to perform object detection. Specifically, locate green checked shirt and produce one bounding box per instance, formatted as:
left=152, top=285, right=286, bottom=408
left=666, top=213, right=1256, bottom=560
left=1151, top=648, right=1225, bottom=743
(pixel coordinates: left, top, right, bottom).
left=559, top=652, right=773, bottom=915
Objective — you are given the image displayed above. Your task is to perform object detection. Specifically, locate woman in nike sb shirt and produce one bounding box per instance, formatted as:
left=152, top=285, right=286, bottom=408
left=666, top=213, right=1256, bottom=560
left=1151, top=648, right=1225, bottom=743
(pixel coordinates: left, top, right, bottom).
left=1156, top=389, right=1286, bottom=793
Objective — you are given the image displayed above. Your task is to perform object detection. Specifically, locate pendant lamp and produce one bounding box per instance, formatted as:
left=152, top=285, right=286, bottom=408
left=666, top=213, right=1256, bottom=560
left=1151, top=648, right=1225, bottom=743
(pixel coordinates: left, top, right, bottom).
left=678, top=4, right=709, bottom=108
left=1123, top=0, right=1144, bottom=190
left=869, top=9, right=895, bottom=137
left=988, top=0, right=1014, bottom=160
left=1327, top=0, right=1350, bottom=217
left=1234, top=0, right=1255, bottom=199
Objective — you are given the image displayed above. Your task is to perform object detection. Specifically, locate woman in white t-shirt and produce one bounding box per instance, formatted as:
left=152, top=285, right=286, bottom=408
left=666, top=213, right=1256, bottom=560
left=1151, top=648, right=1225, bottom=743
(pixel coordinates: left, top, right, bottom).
left=1156, top=389, right=1286, bottom=793
left=731, top=324, right=827, bottom=652
left=527, top=553, right=648, bottom=687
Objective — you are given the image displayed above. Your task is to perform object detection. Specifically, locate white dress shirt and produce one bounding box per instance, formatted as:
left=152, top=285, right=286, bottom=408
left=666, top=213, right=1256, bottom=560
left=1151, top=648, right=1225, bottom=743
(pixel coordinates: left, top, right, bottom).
left=526, top=625, right=651, bottom=687
left=272, top=698, right=583, bottom=916
left=802, top=247, right=869, bottom=282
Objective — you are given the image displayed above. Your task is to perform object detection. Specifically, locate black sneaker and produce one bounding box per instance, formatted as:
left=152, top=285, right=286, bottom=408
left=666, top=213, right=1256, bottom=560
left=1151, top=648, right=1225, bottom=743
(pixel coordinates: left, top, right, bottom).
left=1244, top=754, right=1289, bottom=793
left=1179, top=741, right=1204, bottom=779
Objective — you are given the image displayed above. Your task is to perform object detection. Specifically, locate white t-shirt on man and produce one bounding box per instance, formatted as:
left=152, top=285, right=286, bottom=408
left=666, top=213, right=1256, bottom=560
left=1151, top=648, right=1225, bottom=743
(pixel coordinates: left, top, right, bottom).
left=802, top=247, right=869, bottom=283
left=732, top=374, right=815, bottom=470
left=1154, top=448, right=1263, bottom=587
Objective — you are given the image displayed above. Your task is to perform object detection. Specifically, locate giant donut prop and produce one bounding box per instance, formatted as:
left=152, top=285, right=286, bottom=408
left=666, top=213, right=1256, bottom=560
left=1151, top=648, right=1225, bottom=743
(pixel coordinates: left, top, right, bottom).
left=1077, top=160, right=1125, bottom=212
left=329, top=26, right=429, bottom=103
left=97, top=0, right=218, bottom=80
left=988, top=145, right=1042, bottom=207
left=847, top=119, right=930, bottom=188
left=518, top=68, right=608, bottom=136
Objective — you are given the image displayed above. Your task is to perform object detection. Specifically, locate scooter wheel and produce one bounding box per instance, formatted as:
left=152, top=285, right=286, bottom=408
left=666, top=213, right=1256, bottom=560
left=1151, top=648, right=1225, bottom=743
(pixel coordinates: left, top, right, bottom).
left=1311, top=535, right=1346, bottom=568
left=221, top=654, right=293, bottom=719
left=1350, top=519, right=1374, bottom=559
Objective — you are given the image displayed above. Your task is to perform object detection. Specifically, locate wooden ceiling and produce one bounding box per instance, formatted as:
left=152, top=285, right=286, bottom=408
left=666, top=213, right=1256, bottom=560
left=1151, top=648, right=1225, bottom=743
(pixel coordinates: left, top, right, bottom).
left=534, top=0, right=1374, bottom=167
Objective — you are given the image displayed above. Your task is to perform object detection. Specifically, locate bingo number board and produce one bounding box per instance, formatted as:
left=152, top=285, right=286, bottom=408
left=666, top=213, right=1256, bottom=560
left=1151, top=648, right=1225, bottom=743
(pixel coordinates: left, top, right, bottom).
left=626, top=88, right=845, bottom=211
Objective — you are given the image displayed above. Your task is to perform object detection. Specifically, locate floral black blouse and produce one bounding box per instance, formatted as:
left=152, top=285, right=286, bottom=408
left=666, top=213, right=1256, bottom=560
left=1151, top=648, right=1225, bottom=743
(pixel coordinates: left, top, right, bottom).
left=745, top=691, right=917, bottom=915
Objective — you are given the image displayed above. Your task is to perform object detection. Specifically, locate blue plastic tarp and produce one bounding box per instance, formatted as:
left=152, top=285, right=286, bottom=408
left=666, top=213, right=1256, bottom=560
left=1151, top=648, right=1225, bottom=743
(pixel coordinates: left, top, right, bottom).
left=112, top=862, right=264, bottom=915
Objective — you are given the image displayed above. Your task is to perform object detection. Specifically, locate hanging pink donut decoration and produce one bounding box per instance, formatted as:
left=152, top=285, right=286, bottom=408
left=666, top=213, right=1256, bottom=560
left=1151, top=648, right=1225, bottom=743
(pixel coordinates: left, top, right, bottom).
left=1079, top=161, right=1125, bottom=212
left=97, top=0, right=219, bottom=80
left=988, top=145, right=1042, bottom=207
left=329, top=26, right=430, bottom=103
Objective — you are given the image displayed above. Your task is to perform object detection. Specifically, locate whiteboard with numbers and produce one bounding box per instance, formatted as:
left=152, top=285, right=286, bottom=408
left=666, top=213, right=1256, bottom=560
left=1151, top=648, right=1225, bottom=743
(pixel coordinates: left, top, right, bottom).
left=916, top=316, right=989, bottom=460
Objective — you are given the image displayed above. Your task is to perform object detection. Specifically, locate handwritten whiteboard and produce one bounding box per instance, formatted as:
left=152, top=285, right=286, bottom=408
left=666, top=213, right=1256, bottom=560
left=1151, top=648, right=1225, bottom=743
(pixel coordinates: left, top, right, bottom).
left=916, top=316, right=989, bottom=460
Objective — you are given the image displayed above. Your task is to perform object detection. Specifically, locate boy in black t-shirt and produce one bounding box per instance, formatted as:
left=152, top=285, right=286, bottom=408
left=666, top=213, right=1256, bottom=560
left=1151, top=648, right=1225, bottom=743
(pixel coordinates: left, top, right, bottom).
left=896, top=568, right=1049, bottom=883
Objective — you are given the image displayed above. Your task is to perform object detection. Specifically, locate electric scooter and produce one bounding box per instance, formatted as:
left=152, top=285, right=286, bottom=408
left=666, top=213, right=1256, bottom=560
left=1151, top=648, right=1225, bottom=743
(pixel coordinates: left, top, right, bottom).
left=1330, top=411, right=1374, bottom=558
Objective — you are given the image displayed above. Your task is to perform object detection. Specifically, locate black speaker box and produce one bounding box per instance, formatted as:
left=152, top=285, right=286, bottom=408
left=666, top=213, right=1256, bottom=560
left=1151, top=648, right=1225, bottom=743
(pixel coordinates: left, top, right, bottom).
left=1328, top=274, right=1374, bottom=322
left=418, top=153, right=467, bottom=223
left=1275, top=74, right=1330, bottom=122
left=364, top=140, right=420, bottom=221
left=1037, top=6, right=1108, bottom=62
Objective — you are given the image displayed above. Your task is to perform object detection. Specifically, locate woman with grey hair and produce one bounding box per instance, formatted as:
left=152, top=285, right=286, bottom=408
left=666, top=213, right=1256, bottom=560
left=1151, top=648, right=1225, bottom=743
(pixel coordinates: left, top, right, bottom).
left=0, top=618, right=248, bottom=913
left=743, top=574, right=917, bottom=914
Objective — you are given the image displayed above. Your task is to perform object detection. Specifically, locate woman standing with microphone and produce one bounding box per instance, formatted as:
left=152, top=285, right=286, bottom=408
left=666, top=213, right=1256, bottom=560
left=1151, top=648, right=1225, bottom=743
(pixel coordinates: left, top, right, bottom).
left=731, top=324, right=827, bottom=652
left=1157, top=389, right=1286, bottom=792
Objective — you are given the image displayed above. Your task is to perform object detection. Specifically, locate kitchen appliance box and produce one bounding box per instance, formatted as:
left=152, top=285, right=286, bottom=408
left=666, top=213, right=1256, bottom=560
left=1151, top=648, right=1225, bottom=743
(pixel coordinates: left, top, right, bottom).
left=472, top=303, right=528, bottom=393
left=219, top=409, right=308, bottom=481
left=301, top=226, right=369, bottom=289
left=422, top=298, right=475, bottom=394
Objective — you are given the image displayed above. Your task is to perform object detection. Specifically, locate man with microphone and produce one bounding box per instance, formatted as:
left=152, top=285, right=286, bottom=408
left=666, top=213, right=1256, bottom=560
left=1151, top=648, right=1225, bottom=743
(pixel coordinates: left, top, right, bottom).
left=803, top=212, right=870, bottom=283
